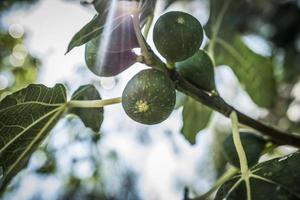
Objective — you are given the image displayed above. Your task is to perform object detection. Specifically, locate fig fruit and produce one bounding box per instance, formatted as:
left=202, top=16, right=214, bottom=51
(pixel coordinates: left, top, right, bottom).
left=85, top=37, right=137, bottom=77
left=153, top=11, right=203, bottom=62
left=176, top=50, right=216, bottom=91
left=106, top=15, right=139, bottom=53
left=222, top=132, right=266, bottom=168
left=122, top=69, right=176, bottom=124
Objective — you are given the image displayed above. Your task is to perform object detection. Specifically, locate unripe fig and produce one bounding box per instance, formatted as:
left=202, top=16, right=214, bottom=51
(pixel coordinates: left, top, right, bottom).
left=107, top=15, right=139, bottom=53
left=122, top=69, right=176, bottom=125
left=176, top=50, right=216, bottom=91
left=85, top=37, right=137, bottom=77
left=153, top=11, right=203, bottom=62
left=222, top=132, right=266, bottom=168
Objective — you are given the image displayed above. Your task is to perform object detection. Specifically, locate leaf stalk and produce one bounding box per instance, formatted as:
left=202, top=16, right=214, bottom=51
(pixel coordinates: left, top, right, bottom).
left=68, top=97, right=122, bottom=108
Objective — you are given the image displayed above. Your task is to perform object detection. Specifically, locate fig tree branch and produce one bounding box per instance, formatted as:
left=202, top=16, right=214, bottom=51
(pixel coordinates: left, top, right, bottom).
left=131, top=10, right=300, bottom=147
left=148, top=50, right=300, bottom=147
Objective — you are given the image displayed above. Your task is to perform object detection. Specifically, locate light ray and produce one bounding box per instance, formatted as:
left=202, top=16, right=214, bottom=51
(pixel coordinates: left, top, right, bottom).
left=96, top=0, right=140, bottom=75
left=96, top=0, right=118, bottom=74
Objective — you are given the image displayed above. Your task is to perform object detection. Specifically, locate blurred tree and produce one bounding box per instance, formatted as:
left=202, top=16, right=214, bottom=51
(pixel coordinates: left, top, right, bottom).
left=0, top=0, right=39, bottom=17
left=0, top=32, right=40, bottom=100
left=0, top=0, right=41, bottom=99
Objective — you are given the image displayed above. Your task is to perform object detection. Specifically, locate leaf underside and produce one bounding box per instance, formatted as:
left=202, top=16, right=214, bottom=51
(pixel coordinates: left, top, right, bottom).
left=0, top=84, right=67, bottom=191
left=215, top=151, right=300, bottom=200
left=214, top=36, right=277, bottom=108
left=70, top=84, right=104, bottom=132
left=181, top=97, right=212, bottom=144
left=205, top=0, right=277, bottom=108
left=222, top=132, right=266, bottom=168
left=66, top=14, right=105, bottom=54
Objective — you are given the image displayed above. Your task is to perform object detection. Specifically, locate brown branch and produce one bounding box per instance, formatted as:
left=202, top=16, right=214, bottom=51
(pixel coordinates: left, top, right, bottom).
left=148, top=52, right=300, bottom=147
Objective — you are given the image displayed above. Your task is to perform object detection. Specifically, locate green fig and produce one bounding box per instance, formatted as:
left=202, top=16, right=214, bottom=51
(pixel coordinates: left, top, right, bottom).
left=176, top=50, right=216, bottom=91
left=85, top=37, right=137, bottom=77
left=153, top=11, right=203, bottom=62
left=122, top=69, right=176, bottom=125
left=222, top=132, right=266, bottom=168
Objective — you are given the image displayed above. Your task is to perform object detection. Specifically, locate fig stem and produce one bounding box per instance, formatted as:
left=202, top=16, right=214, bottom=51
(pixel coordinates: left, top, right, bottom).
left=143, top=15, right=154, bottom=39
left=132, top=12, right=151, bottom=62
left=173, top=69, right=300, bottom=146
left=166, top=61, right=175, bottom=70
left=68, top=97, right=122, bottom=108
left=142, top=40, right=300, bottom=147
left=230, top=112, right=249, bottom=174
left=230, top=111, right=252, bottom=200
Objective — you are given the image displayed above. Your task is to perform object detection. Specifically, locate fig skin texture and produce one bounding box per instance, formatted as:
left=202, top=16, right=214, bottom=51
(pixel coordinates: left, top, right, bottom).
left=153, top=11, right=203, bottom=62
left=122, top=69, right=176, bottom=125
left=85, top=37, right=137, bottom=77
left=176, top=50, right=216, bottom=91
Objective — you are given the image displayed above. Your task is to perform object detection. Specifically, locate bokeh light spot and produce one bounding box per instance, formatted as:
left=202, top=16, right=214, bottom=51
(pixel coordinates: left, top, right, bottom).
left=13, top=44, right=28, bottom=60
left=9, top=54, right=24, bottom=67
left=100, top=77, right=116, bottom=90
left=9, top=23, right=24, bottom=39
left=0, top=74, right=9, bottom=90
left=287, top=103, right=300, bottom=122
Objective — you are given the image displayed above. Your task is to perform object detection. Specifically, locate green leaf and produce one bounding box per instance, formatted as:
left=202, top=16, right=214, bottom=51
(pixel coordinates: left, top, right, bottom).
left=205, top=0, right=277, bottom=108
left=222, top=132, right=266, bottom=168
left=204, top=0, right=251, bottom=40
left=66, top=14, right=105, bottom=54
left=92, top=0, right=110, bottom=14
left=0, top=84, right=67, bottom=191
left=215, top=151, right=300, bottom=200
left=69, top=85, right=103, bottom=132
left=181, top=97, right=212, bottom=144
left=67, top=1, right=142, bottom=54
left=215, top=36, right=277, bottom=108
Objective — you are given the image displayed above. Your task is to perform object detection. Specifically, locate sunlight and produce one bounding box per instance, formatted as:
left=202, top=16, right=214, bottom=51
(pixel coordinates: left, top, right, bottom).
left=96, top=0, right=117, bottom=71
left=96, top=0, right=140, bottom=75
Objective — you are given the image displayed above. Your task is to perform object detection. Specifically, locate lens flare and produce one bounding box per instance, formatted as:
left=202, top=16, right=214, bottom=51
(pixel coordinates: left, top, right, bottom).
left=96, top=0, right=140, bottom=75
